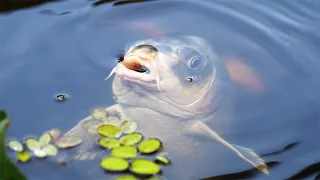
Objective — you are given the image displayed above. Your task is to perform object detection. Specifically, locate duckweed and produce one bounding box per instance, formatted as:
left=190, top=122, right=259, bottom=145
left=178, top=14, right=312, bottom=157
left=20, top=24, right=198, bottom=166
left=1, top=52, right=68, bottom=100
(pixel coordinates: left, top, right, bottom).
left=39, top=133, right=52, bottom=147
left=7, top=140, right=23, bottom=152
left=42, top=144, right=58, bottom=156
left=104, top=116, right=121, bottom=127
left=46, top=128, right=61, bottom=140
left=33, top=149, right=47, bottom=158
left=100, top=156, right=129, bottom=172
left=55, top=136, right=82, bottom=148
left=92, top=109, right=108, bottom=121
left=111, top=146, right=137, bottom=159
left=5, top=113, right=170, bottom=179
left=120, top=120, right=138, bottom=134
left=155, top=156, right=170, bottom=165
left=97, top=124, right=122, bottom=138
left=99, top=138, right=121, bottom=149
left=25, top=137, right=41, bottom=151
left=138, top=138, right=162, bottom=154
left=130, top=158, right=161, bottom=176
left=113, top=175, right=137, bottom=180
left=120, top=133, right=143, bottom=146
left=16, top=151, right=31, bottom=163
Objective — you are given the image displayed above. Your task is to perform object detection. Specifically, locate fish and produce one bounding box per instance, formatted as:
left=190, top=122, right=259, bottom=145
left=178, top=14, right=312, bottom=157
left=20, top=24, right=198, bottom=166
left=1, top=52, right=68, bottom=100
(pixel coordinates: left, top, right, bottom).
left=58, top=35, right=269, bottom=178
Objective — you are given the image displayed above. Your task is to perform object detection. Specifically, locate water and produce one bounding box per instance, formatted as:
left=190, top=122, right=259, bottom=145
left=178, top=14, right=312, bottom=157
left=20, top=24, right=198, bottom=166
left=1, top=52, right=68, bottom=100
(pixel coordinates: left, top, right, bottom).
left=1, top=0, right=320, bottom=179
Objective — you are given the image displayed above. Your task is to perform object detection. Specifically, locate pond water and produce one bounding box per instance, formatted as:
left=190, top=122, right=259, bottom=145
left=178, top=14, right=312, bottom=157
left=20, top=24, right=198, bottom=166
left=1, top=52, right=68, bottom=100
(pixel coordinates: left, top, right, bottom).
left=1, top=0, right=320, bottom=180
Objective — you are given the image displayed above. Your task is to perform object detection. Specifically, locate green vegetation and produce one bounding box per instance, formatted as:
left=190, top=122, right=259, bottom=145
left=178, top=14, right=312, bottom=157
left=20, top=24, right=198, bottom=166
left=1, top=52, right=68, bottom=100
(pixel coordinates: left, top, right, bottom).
left=0, top=110, right=27, bottom=180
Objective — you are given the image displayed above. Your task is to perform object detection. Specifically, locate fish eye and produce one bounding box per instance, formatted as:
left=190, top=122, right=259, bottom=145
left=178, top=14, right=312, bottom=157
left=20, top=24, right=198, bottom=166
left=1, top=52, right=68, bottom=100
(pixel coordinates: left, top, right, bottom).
left=188, top=56, right=203, bottom=70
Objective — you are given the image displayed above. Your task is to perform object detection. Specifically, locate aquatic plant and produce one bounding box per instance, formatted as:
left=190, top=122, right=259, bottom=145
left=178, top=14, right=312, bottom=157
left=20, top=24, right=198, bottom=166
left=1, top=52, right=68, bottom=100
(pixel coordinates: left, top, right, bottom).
left=3, top=108, right=171, bottom=179
left=0, top=110, right=27, bottom=180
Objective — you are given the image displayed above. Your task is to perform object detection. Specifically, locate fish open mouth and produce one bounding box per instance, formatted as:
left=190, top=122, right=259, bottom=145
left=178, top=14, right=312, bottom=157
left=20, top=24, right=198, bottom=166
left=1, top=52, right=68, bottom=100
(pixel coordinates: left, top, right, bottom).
left=105, top=45, right=159, bottom=84
left=120, top=56, right=151, bottom=74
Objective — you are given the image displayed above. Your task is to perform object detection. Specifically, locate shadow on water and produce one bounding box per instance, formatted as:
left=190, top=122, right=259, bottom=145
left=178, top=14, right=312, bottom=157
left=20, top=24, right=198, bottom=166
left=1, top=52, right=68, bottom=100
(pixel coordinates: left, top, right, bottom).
left=1, top=0, right=320, bottom=179
left=0, top=0, right=58, bottom=13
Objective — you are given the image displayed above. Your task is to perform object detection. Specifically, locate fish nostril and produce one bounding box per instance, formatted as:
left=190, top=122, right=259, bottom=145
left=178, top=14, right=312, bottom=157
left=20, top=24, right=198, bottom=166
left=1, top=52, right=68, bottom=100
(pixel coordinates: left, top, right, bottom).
left=118, top=56, right=124, bottom=62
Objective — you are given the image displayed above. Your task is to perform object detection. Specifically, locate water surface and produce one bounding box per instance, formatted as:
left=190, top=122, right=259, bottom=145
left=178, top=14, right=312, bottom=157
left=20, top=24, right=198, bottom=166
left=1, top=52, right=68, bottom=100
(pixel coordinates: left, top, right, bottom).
left=1, top=0, right=320, bottom=179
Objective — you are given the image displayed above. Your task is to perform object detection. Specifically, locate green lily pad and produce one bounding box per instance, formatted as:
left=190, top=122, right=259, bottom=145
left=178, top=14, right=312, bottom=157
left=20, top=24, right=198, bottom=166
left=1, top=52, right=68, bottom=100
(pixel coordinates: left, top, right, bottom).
left=92, top=108, right=108, bottom=121
left=87, top=126, right=100, bottom=136
left=113, top=175, right=138, bottom=180
left=82, top=118, right=102, bottom=129
left=42, top=144, right=58, bottom=156
left=7, top=140, right=23, bottom=152
left=46, top=128, right=62, bottom=140
left=100, top=156, right=129, bottom=172
left=25, top=137, right=41, bottom=151
left=120, top=120, right=138, bottom=134
left=104, top=116, right=121, bottom=127
left=138, top=138, right=162, bottom=154
left=55, top=136, right=82, bottom=148
left=155, top=156, right=171, bottom=165
left=146, top=176, right=163, bottom=180
left=120, top=133, right=143, bottom=146
left=97, top=124, right=122, bottom=138
left=39, top=133, right=51, bottom=147
left=33, top=149, right=47, bottom=158
left=130, top=158, right=161, bottom=176
left=99, top=138, right=121, bottom=149
left=16, top=151, right=31, bottom=163
left=111, top=146, right=137, bottom=159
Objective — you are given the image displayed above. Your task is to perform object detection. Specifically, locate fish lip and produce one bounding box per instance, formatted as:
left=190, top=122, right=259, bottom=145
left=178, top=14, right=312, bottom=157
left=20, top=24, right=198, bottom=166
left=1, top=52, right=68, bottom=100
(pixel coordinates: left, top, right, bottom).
left=114, top=57, right=157, bottom=84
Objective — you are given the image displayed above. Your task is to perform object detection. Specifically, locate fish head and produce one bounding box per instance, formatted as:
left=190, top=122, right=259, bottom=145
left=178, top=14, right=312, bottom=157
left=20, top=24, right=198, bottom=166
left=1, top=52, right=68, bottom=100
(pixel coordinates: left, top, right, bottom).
left=109, top=35, right=229, bottom=119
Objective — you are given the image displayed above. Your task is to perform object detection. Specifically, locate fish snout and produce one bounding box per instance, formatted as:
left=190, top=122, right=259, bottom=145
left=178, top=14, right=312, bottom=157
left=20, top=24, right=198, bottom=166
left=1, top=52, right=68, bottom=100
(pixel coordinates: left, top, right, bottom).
left=121, top=45, right=159, bottom=73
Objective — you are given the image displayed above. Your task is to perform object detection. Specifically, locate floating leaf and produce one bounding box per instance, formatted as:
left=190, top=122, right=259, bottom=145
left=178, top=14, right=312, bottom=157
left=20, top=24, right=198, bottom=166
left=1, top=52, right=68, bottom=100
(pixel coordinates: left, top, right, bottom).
left=97, top=124, right=122, bottom=138
left=87, top=126, right=100, bottom=136
left=111, top=146, right=137, bottom=159
left=55, top=136, right=82, bottom=148
left=39, top=133, right=51, bottom=146
left=25, top=137, right=41, bottom=151
left=33, top=149, right=47, bottom=158
left=155, top=156, right=170, bottom=165
left=120, top=120, right=138, bottom=134
left=146, top=177, right=163, bottom=180
left=92, top=108, right=107, bottom=121
left=157, top=152, right=168, bottom=157
left=138, top=138, right=162, bottom=154
left=82, top=118, right=102, bottom=129
left=120, top=133, right=143, bottom=146
left=100, top=156, right=129, bottom=172
left=99, top=138, right=121, bottom=149
left=42, top=144, right=58, bottom=156
left=46, top=128, right=62, bottom=140
left=7, top=140, right=23, bottom=152
left=114, top=175, right=138, bottom=180
left=130, top=158, right=161, bottom=176
left=16, top=151, right=31, bottom=163
left=104, top=116, right=121, bottom=127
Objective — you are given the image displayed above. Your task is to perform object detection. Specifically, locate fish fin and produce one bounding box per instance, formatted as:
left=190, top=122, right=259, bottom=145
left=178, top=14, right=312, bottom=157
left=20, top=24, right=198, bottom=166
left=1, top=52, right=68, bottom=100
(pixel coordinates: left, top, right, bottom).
left=60, top=116, right=101, bottom=161
left=188, top=121, right=269, bottom=175
left=59, top=104, right=124, bottom=161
